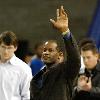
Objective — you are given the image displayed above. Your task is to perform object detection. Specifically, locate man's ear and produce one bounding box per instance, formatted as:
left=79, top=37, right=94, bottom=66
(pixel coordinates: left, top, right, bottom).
left=95, top=53, right=99, bottom=60
left=14, top=46, right=17, bottom=52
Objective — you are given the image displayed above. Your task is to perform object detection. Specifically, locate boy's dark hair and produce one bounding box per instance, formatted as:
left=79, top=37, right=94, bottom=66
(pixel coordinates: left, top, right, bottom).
left=78, top=38, right=95, bottom=50
left=81, top=43, right=98, bottom=54
left=0, top=31, right=18, bottom=47
left=78, top=38, right=98, bottom=54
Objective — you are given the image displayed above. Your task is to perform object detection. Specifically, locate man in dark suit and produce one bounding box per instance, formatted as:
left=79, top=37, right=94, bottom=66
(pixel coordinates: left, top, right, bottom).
left=30, top=6, right=80, bottom=100
left=73, top=39, right=100, bottom=100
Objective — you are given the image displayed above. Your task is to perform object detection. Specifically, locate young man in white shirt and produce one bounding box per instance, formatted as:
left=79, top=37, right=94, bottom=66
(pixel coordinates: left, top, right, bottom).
left=0, top=31, right=32, bottom=100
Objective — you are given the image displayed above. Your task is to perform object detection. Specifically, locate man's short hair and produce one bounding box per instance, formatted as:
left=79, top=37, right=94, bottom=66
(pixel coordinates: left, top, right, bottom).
left=81, top=43, right=98, bottom=54
left=78, top=38, right=95, bottom=50
left=44, top=40, right=61, bottom=52
left=0, top=31, right=18, bottom=47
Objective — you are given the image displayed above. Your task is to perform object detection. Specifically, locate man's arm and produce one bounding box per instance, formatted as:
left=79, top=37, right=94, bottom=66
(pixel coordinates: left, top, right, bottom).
left=50, top=6, right=81, bottom=80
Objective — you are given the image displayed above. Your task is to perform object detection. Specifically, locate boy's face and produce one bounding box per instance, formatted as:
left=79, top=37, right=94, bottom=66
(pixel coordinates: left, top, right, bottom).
left=81, top=50, right=98, bottom=70
left=0, top=43, right=17, bottom=62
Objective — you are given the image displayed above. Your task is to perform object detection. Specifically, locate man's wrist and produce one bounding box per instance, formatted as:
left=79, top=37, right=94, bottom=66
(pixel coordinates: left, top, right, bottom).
left=62, top=28, right=70, bottom=35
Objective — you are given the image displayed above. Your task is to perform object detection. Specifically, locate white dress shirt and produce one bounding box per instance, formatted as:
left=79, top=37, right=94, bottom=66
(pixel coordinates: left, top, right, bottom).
left=79, top=56, right=85, bottom=74
left=0, top=55, right=32, bottom=100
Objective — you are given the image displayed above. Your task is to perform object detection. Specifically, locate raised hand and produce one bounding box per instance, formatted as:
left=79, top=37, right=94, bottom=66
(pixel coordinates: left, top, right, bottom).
left=50, top=6, right=69, bottom=33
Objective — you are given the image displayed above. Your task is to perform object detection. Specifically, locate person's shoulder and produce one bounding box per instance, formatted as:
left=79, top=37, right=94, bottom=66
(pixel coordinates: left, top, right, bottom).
left=31, top=58, right=43, bottom=64
left=13, top=56, right=28, bottom=65
left=11, top=55, right=32, bottom=74
left=32, top=58, right=41, bottom=62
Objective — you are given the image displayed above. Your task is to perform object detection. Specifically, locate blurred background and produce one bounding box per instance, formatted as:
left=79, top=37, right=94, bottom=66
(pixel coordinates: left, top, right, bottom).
left=0, top=0, right=100, bottom=60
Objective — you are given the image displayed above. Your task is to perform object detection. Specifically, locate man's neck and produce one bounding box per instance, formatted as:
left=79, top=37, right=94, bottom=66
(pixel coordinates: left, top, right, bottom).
left=46, top=62, right=56, bottom=69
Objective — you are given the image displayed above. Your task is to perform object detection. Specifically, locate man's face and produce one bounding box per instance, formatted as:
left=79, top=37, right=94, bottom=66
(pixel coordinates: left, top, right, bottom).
left=81, top=50, right=98, bottom=70
left=0, top=43, right=17, bottom=62
left=42, top=42, right=59, bottom=64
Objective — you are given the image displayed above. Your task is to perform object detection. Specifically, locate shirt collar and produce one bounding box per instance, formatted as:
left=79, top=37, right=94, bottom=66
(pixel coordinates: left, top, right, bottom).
left=0, top=54, right=16, bottom=65
left=9, top=54, right=17, bottom=65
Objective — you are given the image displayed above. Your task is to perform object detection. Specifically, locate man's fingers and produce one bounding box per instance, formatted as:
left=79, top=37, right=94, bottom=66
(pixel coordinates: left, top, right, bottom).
left=60, top=5, right=68, bottom=19
left=62, top=9, right=67, bottom=17
left=87, top=77, right=91, bottom=83
left=61, top=5, right=64, bottom=12
left=89, top=77, right=91, bottom=80
left=57, top=9, right=59, bottom=19
left=50, top=19, right=56, bottom=25
left=79, top=75, right=86, bottom=80
left=60, top=5, right=64, bottom=16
